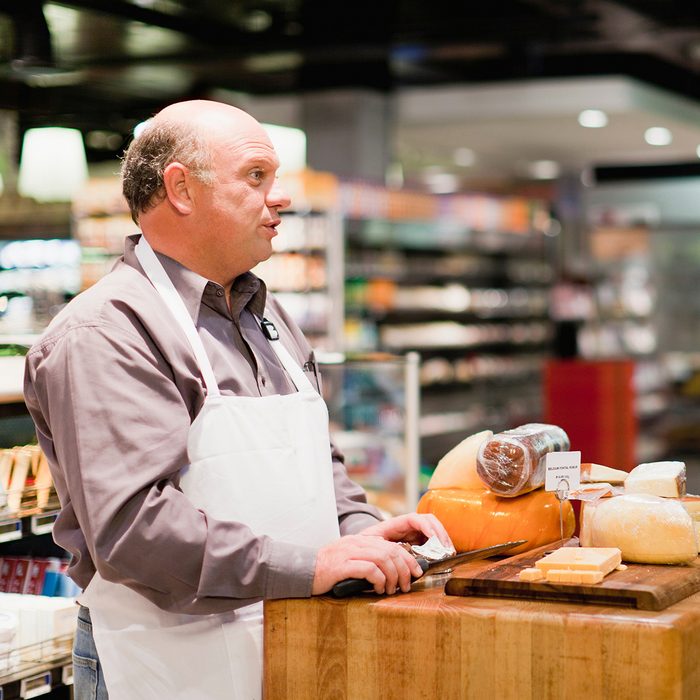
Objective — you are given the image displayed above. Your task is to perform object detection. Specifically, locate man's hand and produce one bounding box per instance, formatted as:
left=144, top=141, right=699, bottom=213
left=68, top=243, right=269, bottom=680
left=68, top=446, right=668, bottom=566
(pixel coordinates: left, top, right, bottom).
left=359, top=513, right=453, bottom=549
left=311, top=535, right=424, bottom=596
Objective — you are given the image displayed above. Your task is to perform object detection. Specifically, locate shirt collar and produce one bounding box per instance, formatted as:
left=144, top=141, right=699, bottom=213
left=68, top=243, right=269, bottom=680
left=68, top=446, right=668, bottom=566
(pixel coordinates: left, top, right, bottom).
left=124, top=234, right=267, bottom=323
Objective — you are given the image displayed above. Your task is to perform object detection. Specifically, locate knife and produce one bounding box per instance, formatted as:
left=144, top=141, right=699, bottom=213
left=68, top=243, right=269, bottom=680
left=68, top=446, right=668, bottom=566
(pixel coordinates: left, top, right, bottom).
left=330, top=539, right=527, bottom=598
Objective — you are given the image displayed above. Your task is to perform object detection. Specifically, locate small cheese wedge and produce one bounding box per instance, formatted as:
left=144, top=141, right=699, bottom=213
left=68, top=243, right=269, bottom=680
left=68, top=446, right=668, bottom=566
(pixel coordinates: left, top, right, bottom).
left=519, top=567, right=544, bottom=582
left=581, top=463, right=628, bottom=484
left=428, top=430, right=493, bottom=490
left=534, top=547, right=622, bottom=575
left=589, top=493, right=697, bottom=564
left=625, top=461, right=686, bottom=498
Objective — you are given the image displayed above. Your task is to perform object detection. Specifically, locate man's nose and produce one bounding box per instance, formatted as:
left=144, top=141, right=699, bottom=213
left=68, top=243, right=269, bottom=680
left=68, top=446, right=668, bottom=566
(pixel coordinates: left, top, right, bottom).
left=267, top=179, right=292, bottom=211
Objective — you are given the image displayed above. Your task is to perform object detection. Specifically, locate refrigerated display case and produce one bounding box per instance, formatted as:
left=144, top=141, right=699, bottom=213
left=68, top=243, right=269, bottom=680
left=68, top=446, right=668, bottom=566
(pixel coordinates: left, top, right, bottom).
left=318, top=352, right=420, bottom=515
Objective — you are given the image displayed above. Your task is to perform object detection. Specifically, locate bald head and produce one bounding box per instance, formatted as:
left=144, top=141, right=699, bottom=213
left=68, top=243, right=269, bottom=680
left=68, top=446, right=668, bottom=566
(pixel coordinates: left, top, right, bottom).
left=121, top=100, right=272, bottom=223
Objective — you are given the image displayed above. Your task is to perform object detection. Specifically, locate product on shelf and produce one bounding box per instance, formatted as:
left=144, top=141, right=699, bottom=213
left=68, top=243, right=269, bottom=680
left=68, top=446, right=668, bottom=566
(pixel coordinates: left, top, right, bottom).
left=0, top=445, right=56, bottom=516
left=475, top=423, right=570, bottom=497
left=587, top=493, right=697, bottom=564
left=624, top=460, right=686, bottom=498
left=416, top=487, right=574, bottom=555
left=427, top=429, right=493, bottom=490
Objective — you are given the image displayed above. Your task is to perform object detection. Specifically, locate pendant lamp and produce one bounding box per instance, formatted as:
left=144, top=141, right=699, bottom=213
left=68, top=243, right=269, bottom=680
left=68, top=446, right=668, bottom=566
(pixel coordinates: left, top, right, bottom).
left=18, top=127, right=88, bottom=202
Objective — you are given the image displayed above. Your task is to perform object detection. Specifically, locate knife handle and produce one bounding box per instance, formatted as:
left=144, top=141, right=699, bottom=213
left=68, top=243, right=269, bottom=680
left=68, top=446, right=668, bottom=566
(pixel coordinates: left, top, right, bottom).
left=331, top=558, right=430, bottom=598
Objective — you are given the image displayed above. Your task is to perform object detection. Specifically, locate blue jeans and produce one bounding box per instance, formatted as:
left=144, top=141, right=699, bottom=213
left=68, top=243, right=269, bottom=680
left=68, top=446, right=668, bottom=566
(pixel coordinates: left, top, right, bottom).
left=73, top=606, right=109, bottom=700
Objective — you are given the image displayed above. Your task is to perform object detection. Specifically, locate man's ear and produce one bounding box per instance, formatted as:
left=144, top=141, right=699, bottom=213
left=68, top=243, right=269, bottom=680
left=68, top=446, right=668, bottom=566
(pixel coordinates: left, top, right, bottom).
left=162, top=162, right=194, bottom=215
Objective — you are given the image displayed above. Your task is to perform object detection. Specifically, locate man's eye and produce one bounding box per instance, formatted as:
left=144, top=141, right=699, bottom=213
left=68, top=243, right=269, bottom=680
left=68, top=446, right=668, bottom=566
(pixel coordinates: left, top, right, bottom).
left=251, top=170, right=264, bottom=181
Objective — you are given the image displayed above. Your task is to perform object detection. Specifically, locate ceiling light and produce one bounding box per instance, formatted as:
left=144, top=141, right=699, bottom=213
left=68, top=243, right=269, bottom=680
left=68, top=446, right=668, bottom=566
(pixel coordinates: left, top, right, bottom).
left=262, top=124, right=306, bottom=174
left=453, top=147, right=475, bottom=167
left=18, top=127, right=88, bottom=202
left=644, top=127, right=672, bottom=146
left=133, top=120, right=150, bottom=139
left=578, top=109, right=608, bottom=128
left=528, top=160, right=561, bottom=180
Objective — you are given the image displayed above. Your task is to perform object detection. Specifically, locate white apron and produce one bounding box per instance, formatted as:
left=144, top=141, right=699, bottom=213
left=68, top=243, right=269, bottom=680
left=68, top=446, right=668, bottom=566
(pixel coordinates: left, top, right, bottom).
left=80, top=236, right=341, bottom=700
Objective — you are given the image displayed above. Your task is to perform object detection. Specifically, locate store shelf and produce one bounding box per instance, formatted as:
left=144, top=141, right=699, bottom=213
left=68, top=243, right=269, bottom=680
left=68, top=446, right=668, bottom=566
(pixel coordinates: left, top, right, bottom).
left=319, top=352, right=420, bottom=514
left=0, top=358, right=25, bottom=407
left=0, top=638, right=73, bottom=700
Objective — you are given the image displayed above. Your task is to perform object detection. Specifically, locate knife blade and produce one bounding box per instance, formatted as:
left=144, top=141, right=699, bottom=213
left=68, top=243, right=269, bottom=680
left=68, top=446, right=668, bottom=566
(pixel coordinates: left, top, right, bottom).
left=330, top=539, right=527, bottom=598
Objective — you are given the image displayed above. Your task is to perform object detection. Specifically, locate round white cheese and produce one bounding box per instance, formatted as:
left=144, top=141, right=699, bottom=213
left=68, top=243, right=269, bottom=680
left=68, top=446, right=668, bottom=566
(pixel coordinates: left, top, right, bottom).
left=589, top=493, right=698, bottom=564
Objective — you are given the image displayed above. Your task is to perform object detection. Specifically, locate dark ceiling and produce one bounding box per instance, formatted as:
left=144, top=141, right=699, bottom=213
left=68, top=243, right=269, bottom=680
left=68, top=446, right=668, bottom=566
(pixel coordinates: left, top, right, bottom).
left=1, top=0, right=700, bottom=161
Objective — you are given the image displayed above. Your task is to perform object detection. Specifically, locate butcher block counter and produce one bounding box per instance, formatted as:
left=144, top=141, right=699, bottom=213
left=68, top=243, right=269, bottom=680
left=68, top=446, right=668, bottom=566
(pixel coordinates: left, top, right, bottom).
left=263, top=556, right=700, bottom=700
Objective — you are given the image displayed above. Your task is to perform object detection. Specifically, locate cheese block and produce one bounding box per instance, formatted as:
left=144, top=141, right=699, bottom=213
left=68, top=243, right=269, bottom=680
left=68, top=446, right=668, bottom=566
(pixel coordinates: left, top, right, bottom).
left=519, top=567, right=544, bottom=582
left=588, top=493, right=697, bottom=564
left=545, top=569, right=604, bottom=584
left=581, top=463, right=628, bottom=484
left=416, top=487, right=575, bottom=555
left=534, top=546, right=621, bottom=574
left=428, top=430, right=493, bottom=490
left=624, top=461, right=686, bottom=498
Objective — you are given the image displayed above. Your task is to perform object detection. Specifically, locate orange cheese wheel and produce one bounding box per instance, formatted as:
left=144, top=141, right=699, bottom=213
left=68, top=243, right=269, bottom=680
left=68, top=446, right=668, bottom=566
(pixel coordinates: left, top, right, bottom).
left=417, top=487, right=575, bottom=555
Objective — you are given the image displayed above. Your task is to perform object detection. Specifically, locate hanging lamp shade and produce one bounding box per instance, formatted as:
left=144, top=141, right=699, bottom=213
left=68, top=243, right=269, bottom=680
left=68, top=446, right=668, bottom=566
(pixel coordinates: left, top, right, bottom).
left=18, top=127, right=88, bottom=202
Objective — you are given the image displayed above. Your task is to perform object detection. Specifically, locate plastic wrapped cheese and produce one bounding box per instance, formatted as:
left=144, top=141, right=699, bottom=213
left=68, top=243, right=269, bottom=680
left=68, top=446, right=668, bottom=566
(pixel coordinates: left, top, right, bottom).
left=416, top=487, right=574, bottom=555
left=475, top=423, right=570, bottom=497
left=588, top=493, right=698, bottom=564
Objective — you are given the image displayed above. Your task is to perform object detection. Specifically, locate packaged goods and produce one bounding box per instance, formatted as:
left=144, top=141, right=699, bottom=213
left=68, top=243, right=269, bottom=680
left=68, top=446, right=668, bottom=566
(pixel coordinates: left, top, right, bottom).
left=624, top=461, right=686, bottom=498
left=416, top=487, right=574, bottom=554
left=588, top=493, right=697, bottom=564
left=475, top=423, right=570, bottom=497
left=428, top=430, right=493, bottom=490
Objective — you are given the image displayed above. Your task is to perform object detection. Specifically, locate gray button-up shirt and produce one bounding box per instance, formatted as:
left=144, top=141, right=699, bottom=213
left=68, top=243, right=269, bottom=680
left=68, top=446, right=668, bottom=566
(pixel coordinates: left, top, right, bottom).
left=24, top=234, right=381, bottom=614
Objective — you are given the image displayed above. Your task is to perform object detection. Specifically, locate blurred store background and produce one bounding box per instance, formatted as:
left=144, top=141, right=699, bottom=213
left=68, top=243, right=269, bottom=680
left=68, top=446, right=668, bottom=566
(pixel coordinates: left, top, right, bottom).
left=2, top=0, right=700, bottom=512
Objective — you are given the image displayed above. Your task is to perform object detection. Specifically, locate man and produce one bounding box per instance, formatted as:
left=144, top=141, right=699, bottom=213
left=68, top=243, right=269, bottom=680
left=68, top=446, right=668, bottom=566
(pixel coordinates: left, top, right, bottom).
left=23, top=100, right=451, bottom=700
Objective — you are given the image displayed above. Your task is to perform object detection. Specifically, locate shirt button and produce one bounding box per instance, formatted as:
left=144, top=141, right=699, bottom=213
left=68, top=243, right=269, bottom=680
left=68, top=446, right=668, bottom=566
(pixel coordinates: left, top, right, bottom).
left=216, top=289, right=225, bottom=297
left=260, top=376, right=266, bottom=386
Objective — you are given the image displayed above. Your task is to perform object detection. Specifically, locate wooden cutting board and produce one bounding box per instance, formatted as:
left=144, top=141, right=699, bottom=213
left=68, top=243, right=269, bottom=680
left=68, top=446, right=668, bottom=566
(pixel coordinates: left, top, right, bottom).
left=445, top=539, right=700, bottom=611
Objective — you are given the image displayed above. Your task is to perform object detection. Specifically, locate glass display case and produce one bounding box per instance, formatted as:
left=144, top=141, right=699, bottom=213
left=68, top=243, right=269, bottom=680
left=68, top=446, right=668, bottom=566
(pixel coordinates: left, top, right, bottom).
left=318, top=352, right=420, bottom=516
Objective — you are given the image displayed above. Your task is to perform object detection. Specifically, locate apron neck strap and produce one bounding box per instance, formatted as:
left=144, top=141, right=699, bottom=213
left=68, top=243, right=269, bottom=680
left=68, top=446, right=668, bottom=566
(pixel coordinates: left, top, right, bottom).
left=134, top=236, right=221, bottom=397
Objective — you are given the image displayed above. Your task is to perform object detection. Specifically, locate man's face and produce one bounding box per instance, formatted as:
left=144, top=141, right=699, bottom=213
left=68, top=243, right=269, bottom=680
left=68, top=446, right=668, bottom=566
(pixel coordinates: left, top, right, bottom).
left=193, top=125, right=291, bottom=282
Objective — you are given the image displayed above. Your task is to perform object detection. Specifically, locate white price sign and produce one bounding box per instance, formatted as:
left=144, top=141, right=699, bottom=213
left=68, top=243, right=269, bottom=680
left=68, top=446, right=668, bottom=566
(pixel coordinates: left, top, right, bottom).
left=545, top=451, right=581, bottom=496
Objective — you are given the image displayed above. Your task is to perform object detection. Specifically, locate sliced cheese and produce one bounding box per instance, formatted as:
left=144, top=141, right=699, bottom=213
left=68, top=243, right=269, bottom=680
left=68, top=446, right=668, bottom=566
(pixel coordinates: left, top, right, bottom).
left=534, top=547, right=621, bottom=574
left=589, top=493, right=697, bottom=564
left=518, top=567, right=544, bottom=582
left=581, top=463, right=628, bottom=484
left=544, top=569, right=604, bottom=584
left=625, top=461, right=686, bottom=498
left=428, top=430, right=493, bottom=490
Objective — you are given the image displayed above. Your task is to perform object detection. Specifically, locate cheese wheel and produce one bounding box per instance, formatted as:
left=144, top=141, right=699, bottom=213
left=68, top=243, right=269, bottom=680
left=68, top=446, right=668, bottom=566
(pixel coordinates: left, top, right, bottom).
left=428, top=430, right=493, bottom=490
left=589, top=493, right=697, bottom=564
left=416, top=487, right=575, bottom=555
